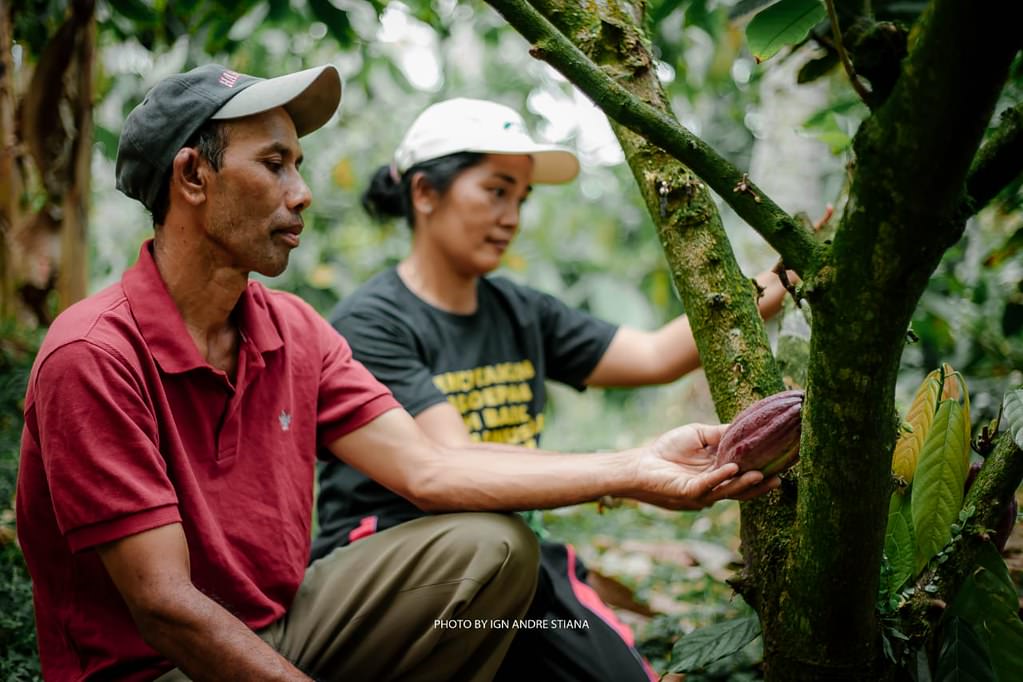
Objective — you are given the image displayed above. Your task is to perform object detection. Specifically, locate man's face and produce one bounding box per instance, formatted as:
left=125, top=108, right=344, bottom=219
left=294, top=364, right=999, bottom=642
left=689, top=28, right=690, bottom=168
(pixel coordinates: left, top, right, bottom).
left=202, top=107, right=311, bottom=277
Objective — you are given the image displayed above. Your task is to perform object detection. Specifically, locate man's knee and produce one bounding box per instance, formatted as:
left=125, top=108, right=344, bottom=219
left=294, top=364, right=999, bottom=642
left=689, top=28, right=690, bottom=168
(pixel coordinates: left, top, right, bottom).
left=441, top=513, right=539, bottom=592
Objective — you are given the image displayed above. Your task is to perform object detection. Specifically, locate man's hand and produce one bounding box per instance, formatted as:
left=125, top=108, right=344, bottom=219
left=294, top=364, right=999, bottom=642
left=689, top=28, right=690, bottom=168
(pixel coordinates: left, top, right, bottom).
left=624, top=423, right=781, bottom=510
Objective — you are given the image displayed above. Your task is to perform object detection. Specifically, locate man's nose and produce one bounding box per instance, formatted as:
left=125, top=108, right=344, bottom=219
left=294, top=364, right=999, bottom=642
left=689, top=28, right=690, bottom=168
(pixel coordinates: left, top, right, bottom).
left=288, top=172, right=313, bottom=212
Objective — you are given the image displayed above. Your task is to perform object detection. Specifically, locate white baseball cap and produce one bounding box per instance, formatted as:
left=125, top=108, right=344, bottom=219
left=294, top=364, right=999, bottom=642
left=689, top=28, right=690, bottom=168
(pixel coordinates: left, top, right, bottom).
left=393, top=98, right=580, bottom=184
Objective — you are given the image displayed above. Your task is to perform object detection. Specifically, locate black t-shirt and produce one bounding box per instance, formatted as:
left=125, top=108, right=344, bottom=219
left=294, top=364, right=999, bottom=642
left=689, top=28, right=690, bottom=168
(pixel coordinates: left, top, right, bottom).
left=311, top=268, right=617, bottom=561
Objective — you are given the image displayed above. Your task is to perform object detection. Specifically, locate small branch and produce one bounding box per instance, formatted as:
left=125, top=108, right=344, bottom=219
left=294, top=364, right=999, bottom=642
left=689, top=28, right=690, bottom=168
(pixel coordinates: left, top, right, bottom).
left=772, top=259, right=801, bottom=306
left=824, top=0, right=873, bottom=104
left=965, top=103, right=1023, bottom=213
left=484, top=0, right=824, bottom=276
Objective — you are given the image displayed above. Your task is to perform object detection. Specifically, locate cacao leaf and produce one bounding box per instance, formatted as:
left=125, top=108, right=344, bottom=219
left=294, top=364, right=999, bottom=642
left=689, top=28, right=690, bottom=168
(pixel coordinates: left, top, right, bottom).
left=934, top=617, right=996, bottom=682
left=912, top=400, right=970, bottom=573
left=669, top=615, right=761, bottom=673
left=946, top=544, right=1023, bottom=681
left=941, top=366, right=973, bottom=462
left=940, top=363, right=961, bottom=402
left=1003, top=390, right=1023, bottom=451
left=917, top=648, right=934, bottom=682
left=745, top=0, right=826, bottom=63
left=884, top=492, right=916, bottom=595
left=892, top=369, right=942, bottom=484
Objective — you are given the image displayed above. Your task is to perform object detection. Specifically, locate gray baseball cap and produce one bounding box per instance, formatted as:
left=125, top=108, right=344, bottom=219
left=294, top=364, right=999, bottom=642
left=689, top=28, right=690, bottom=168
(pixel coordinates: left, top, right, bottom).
left=116, top=63, right=342, bottom=211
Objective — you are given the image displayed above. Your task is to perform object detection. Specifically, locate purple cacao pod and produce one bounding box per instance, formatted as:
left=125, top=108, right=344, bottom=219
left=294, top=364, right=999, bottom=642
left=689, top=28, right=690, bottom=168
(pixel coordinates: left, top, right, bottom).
left=715, top=390, right=804, bottom=475
left=965, top=462, right=1018, bottom=553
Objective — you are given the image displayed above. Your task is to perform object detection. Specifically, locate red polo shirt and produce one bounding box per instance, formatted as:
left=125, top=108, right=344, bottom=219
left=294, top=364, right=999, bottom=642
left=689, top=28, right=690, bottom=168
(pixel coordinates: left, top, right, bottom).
left=16, top=241, right=400, bottom=681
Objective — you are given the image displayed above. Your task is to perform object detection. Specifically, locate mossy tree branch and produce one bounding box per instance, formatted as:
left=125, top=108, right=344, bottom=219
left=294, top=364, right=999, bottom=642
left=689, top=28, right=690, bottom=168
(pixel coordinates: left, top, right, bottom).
left=966, top=102, right=1023, bottom=213
left=515, top=0, right=798, bottom=629
left=518, top=0, right=787, bottom=420
left=484, top=0, right=824, bottom=277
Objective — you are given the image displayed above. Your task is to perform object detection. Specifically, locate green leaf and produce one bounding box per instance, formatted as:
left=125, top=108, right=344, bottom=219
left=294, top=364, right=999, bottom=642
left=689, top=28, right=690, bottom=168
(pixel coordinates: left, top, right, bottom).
left=669, top=615, right=762, bottom=672
left=797, top=49, right=839, bottom=83
left=884, top=491, right=916, bottom=595
left=106, top=0, right=159, bottom=24
left=730, top=0, right=782, bottom=20
left=947, top=544, right=1023, bottom=681
left=307, top=0, right=355, bottom=48
left=935, top=617, right=996, bottom=682
left=745, top=0, right=827, bottom=63
left=93, top=125, right=119, bottom=161
left=912, top=400, right=970, bottom=573
left=1003, top=390, right=1023, bottom=450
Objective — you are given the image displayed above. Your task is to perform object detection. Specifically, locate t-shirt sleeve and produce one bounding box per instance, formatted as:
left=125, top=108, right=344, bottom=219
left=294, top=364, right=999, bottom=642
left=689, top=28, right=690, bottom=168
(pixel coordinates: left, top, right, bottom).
left=315, top=314, right=402, bottom=446
left=532, top=288, right=618, bottom=390
left=33, top=341, right=181, bottom=553
left=332, top=308, right=448, bottom=417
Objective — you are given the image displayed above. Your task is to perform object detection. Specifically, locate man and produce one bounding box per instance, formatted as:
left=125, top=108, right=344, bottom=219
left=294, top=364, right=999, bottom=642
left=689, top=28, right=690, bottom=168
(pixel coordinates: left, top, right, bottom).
left=16, top=63, right=776, bottom=681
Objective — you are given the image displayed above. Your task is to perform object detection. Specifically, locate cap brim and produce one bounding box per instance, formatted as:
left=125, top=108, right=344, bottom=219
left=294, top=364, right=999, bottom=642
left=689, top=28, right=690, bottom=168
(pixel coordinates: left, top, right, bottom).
left=472, top=143, right=579, bottom=184
left=530, top=148, right=580, bottom=184
left=211, top=65, right=342, bottom=137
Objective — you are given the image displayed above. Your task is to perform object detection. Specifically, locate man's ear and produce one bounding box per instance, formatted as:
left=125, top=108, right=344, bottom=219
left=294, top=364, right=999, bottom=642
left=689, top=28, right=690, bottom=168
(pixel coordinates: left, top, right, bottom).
left=409, top=172, right=438, bottom=215
left=170, top=147, right=208, bottom=207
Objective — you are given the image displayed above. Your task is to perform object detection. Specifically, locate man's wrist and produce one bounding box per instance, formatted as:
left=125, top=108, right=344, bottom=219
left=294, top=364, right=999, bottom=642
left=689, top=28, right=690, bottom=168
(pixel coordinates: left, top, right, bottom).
left=602, top=447, right=644, bottom=499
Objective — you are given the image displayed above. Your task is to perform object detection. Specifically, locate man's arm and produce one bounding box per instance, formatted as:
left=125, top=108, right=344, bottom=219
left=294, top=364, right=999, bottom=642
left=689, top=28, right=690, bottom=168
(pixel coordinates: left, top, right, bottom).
left=330, top=408, right=776, bottom=513
left=586, top=269, right=795, bottom=387
left=96, top=523, right=310, bottom=682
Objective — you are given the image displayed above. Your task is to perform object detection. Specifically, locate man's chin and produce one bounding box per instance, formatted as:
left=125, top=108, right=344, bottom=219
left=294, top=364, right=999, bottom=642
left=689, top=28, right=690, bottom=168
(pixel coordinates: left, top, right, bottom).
left=256, top=255, right=290, bottom=279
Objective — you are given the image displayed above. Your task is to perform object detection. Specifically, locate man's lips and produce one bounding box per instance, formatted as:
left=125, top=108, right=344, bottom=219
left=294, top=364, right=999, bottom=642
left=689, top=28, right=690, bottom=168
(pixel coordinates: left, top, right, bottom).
left=273, top=224, right=303, bottom=247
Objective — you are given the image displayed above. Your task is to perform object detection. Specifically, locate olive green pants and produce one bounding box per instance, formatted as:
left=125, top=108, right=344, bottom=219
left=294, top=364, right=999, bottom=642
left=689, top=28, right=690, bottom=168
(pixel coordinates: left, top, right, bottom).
left=155, top=513, right=539, bottom=682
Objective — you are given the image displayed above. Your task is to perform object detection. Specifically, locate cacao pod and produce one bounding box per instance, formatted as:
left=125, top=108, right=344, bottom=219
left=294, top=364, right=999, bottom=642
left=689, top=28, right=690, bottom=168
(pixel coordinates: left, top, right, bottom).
left=715, top=390, right=804, bottom=475
left=964, top=462, right=1018, bottom=553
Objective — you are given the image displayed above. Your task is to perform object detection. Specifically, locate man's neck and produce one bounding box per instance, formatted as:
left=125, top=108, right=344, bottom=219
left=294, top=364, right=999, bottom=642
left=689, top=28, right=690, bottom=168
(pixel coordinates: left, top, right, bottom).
left=152, top=231, right=246, bottom=375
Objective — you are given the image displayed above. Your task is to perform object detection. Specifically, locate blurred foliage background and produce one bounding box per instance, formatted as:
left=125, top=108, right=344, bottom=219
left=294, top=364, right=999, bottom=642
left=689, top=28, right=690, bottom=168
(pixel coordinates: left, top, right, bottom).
left=2, top=0, right=1020, bottom=678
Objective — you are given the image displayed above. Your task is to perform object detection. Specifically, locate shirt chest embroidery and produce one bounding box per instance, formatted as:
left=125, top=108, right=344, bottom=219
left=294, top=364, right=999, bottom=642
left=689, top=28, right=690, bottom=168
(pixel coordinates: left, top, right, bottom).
left=278, top=409, right=292, bottom=432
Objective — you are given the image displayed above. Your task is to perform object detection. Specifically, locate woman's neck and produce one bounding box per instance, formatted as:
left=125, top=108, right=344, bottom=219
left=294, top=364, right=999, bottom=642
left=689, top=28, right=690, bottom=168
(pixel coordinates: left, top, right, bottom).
left=398, top=247, right=479, bottom=315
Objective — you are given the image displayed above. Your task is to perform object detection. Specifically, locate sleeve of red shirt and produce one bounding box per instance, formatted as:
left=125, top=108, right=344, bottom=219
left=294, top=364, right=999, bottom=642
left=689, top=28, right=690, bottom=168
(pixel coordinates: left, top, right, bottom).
left=33, top=340, right=181, bottom=553
left=313, top=312, right=401, bottom=447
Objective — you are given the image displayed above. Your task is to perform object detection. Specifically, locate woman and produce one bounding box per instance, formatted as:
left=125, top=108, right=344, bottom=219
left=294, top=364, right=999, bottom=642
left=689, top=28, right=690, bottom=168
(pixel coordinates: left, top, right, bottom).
left=313, top=98, right=790, bottom=681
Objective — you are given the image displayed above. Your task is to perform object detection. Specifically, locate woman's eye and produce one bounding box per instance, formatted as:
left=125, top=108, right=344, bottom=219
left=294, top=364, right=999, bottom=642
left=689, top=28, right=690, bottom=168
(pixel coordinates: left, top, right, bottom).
left=491, top=187, right=506, bottom=198
left=264, top=159, right=284, bottom=172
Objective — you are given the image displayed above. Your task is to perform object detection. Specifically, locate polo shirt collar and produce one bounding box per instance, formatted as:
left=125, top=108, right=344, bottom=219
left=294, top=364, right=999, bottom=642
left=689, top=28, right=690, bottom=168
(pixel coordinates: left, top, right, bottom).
left=122, top=240, right=284, bottom=374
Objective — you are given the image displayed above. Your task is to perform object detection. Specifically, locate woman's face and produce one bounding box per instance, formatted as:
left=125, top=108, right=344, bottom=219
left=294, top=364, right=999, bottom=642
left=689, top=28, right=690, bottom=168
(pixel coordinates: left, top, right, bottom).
left=418, top=154, right=533, bottom=276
